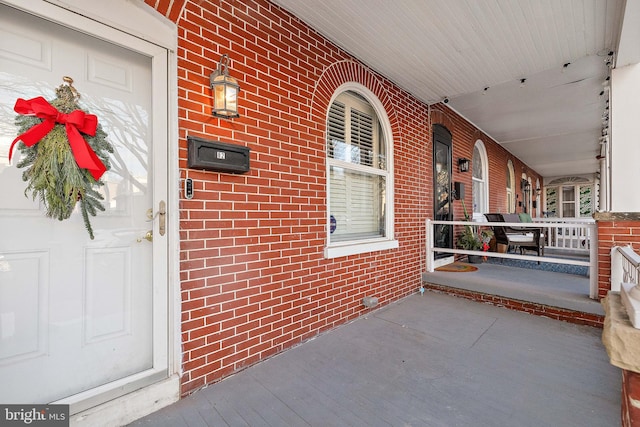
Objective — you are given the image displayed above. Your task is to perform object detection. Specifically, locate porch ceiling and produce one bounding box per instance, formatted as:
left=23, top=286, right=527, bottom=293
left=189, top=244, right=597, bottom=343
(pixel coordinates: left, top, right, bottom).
left=271, top=0, right=633, bottom=179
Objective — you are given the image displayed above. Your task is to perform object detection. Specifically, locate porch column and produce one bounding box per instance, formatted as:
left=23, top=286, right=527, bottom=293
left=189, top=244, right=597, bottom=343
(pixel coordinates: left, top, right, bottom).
left=610, top=64, right=640, bottom=211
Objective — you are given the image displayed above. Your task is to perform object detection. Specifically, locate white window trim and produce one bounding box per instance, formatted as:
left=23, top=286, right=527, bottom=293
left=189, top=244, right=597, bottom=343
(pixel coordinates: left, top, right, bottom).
left=472, top=140, right=489, bottom=221
left=507, top=160, right=515, bottom=213
left=324, top=82, right=397, bottom=258
left=547, top=183, right=594, bottom=218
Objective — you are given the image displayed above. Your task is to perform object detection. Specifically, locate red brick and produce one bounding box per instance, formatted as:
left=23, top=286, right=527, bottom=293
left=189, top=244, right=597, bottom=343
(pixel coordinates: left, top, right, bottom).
left=150, top=0, right=569, bottom=398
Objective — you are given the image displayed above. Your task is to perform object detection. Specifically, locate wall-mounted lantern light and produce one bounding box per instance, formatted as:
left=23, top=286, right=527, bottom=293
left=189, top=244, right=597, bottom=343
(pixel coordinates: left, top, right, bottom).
left=458, top=158, right=470, bottom=172
left=209, top=54, right=240, bottom=119
left=535, top=185, right=541, bottom=197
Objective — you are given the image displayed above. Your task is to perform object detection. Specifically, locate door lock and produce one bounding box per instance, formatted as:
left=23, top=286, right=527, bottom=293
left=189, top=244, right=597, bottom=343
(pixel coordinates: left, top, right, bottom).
left=158, top=200, right=166, bottom=236
left=145, top=201, right=166, bottom=237
left=137, top=230, right=153, bottom=242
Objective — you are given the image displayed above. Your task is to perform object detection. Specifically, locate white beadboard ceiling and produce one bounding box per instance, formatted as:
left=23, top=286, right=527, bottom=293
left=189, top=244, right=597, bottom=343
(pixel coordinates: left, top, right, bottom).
left=271, top=0, right=631, bottom=179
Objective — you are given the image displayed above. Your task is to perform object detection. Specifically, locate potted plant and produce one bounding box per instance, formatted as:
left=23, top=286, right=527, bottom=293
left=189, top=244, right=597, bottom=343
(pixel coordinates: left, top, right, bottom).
left=456, top=201, right=493, bottom=263
left=456, top=227, right=493, bottom=263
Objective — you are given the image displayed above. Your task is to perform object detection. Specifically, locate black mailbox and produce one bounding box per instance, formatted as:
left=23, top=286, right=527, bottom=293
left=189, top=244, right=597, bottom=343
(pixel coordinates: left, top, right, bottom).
left=187, top=136, right=250, bottom=173
left=453, top=182, right=465, bottom=200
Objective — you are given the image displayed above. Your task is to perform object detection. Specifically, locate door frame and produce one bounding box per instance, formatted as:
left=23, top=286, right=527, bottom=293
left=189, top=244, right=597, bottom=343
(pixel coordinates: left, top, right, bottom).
left=432, top=124, right=454, bottom=266
left=1, top=0, right=180, bottom=423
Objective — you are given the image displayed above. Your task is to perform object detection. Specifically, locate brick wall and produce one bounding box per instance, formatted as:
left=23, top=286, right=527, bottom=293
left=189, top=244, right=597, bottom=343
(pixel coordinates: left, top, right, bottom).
left=145, top=0, right=544, bottom=395
left=594, top=214, right=640, bottom=299
left=430, top=106, right=542, bottom=221
left=622, top=370, right=640, bottom=426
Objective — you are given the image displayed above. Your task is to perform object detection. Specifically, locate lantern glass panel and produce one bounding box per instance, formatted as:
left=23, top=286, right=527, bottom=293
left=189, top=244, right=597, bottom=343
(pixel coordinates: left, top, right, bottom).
left=214, top=83, right=226, bottom=110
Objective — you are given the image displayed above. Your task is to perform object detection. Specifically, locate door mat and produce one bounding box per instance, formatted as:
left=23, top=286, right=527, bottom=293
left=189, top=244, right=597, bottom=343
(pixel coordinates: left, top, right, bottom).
left=435, top=262, right=478, bottom=273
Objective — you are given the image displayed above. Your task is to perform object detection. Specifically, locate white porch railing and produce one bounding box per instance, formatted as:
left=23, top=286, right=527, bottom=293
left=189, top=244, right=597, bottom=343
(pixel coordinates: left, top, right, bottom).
left=613, top=245, right=640, bottom=328
left=425, top=219, right=598, bottom=299
left=532, top=217, right=594, bottom=252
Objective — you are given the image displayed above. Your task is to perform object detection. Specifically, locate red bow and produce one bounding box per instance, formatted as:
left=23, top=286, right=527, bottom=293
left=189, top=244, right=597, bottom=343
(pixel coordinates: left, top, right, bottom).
left=9, top=96, right=106, bottom=180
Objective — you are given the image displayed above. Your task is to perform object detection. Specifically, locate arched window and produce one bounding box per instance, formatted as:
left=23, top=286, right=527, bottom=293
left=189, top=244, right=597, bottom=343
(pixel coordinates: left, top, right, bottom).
left=472, top=140, right=488, bottom=220
left=325, top=85, right=397, bottom=258
left=506, top=160, right=515, bottom=213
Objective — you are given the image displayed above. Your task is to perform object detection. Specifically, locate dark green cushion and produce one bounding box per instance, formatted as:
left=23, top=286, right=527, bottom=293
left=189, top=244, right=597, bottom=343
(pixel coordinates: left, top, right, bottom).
left=519, top=213, right=533, bottom=222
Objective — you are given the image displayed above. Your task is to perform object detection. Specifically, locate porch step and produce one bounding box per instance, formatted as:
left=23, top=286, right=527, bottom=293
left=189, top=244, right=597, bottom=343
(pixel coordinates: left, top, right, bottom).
left=422, top=262, right=604, bottom=325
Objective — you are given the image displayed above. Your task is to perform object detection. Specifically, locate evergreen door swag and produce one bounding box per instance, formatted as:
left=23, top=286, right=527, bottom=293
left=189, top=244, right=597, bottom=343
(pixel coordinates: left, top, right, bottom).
left=9, top=77, right=113, bottom=239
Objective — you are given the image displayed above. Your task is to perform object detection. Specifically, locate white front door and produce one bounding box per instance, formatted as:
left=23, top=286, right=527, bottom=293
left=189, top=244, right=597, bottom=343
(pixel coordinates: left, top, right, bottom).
left=0, top=3, right=168, bottom=412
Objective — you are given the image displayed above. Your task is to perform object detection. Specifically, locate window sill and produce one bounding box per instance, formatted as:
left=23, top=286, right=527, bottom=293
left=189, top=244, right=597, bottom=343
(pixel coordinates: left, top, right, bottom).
left=324, top=239, right=399, bottom=259
left=472, top=213, right=487, bottom=222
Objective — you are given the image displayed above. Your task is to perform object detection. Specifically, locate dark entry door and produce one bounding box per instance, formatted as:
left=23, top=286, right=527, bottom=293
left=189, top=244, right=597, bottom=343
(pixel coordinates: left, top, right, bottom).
left=433, top=125, right=452, bottom=258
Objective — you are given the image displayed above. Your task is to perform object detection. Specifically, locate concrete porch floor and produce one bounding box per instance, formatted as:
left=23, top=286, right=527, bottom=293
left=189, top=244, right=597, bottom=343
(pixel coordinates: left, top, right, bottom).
left=129, top=292, right=620, bottom=427
left=422, top=255, right=602, bottom=317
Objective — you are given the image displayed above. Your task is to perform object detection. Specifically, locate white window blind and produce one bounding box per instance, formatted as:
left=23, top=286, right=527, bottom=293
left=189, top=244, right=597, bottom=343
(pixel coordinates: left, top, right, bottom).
left=328, top=101, right=345, bottom=160
left=350, top=108, right=374, bottom=166
left=327, top=91, right=386, bottom=243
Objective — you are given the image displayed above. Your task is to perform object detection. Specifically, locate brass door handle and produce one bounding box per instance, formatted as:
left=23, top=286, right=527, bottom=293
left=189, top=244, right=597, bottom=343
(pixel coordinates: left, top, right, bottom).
left=158, top=200, right=166, bottom=236
left=145, top=200, right=166, bottom=237
left=137, top=230, right=153, bottom=242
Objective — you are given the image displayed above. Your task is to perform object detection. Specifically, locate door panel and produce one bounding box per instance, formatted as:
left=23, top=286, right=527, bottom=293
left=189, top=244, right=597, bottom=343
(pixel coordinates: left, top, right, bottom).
left=0, top=4, right=162, bottom=405
left=0, top=251, right=48, bottom=363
